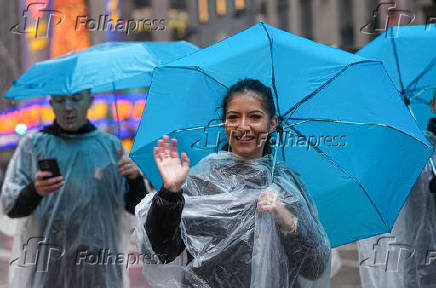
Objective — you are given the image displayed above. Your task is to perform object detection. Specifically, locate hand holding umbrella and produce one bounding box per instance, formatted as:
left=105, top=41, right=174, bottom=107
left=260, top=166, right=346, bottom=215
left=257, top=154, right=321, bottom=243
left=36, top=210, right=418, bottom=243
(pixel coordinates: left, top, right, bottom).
left=153, top=135, right=190, bottom=193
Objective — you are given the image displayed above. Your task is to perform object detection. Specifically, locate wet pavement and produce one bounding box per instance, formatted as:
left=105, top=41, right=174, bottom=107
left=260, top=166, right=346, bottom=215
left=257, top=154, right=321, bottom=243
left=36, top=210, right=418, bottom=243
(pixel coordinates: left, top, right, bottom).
left=331, top=243, right=362, bottom=288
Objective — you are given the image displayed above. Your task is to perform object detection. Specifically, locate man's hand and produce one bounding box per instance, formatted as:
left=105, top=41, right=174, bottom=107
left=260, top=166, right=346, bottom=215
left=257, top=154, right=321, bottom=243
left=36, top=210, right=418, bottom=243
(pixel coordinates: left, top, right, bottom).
left=34, top=170, right=64, bottom=196
left=118, top=149, right=140, bottom=180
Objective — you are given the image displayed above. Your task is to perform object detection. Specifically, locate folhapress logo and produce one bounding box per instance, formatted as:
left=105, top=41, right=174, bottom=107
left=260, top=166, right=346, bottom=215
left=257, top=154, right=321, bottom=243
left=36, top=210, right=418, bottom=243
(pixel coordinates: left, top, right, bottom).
left=9, top=236, right=65, bottom=272
left=360, top=1, right=415, bottom=37
left=10, top=1, right=65, bottom=38
left=360, top=236, right=436, bottom=272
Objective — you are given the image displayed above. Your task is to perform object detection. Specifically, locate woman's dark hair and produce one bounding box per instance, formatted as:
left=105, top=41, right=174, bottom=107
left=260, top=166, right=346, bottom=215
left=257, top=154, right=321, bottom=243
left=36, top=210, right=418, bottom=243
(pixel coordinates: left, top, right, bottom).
left=221, top=79, right=276, bottom=121
left=221, top=78, right=276, bottom=155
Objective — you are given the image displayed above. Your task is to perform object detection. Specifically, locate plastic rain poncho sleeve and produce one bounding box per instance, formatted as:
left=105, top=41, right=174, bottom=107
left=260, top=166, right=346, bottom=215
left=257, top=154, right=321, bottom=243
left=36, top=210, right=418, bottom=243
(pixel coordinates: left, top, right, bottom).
left=358, top=131, right=436, bottom=288
left=134, top=152, right=331, bottom=288
left=0, top=130, right=131, bottom=288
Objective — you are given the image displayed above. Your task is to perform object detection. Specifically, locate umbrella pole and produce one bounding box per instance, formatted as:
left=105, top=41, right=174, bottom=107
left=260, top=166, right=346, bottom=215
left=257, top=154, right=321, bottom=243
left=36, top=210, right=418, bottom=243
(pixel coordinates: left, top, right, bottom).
left=271, top=128, right=282, bottom=178
left=112, top=82, right=122, bottom=139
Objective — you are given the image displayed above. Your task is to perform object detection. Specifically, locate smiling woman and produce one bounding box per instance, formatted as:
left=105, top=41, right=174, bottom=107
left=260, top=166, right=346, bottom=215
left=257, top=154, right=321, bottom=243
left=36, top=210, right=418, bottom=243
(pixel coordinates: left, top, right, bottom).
left=135, top=78, right=331, bottom=288
left=222, top=79, right=278, bottom=159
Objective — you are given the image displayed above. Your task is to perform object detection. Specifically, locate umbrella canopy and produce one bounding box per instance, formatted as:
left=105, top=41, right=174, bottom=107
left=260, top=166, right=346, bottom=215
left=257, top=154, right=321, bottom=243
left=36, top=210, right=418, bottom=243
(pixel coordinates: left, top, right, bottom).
left=4, top=41, right=198, bottom=100
left=357, top=25, right=436, bottom=130
left=130, top=22, right=433, bottom=247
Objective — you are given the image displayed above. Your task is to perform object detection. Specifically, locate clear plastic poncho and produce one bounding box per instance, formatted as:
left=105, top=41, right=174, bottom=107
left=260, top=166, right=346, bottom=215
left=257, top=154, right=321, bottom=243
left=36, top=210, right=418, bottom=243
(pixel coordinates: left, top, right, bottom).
left=358, top=131, right=436, bottom=288
left=0, top=130, right=131, bottom=288
left=135, top=152, right=331, bottom=288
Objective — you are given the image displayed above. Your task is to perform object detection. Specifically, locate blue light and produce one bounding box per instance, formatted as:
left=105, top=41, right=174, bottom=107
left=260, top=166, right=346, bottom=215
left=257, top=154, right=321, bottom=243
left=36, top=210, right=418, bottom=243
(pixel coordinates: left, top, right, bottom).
left=15, top=124, right=27, bottom=135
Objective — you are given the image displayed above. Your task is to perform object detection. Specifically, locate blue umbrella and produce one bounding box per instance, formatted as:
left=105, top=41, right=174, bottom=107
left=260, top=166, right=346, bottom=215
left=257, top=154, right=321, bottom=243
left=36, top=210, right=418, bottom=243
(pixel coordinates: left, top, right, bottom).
left=4, top=41, right=198, bottom=100
left=4, top=41, right=198, bottom=138
left=409, top=89, right=434, bottom=131
left=130, top=23, right=432, bottom=247
left=357, top=25, right=436, bottom=131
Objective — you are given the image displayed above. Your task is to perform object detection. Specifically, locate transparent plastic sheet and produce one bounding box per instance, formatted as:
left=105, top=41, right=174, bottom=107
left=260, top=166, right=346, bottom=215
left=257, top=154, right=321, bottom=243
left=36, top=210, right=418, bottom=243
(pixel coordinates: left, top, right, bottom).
left=135, top=152, right=331, bottom=287
left=358, top=132, right=436, bottom=288
left=0, top=131, right=131, bottom=288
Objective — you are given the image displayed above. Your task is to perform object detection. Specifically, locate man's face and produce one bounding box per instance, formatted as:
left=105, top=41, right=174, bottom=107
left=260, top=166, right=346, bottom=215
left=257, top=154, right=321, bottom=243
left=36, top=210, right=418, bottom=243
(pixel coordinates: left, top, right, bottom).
left=50, top=90, right=93, bottom=131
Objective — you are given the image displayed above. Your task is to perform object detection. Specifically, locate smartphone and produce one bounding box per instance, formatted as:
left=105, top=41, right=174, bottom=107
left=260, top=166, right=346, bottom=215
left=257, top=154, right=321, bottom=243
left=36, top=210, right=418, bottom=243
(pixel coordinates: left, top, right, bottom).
left=38, top=159, right=61, bottom=180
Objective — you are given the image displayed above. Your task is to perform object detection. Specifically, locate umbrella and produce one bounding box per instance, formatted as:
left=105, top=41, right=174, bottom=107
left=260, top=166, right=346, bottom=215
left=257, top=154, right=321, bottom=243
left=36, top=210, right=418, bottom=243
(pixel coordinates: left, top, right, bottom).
left=130, top=22, right=432, bottom=247
left=356, top=25, right=436, bottom=131
left=4, top=41, right=198, bottom=100
left=4, top=41, right=198, bottom=138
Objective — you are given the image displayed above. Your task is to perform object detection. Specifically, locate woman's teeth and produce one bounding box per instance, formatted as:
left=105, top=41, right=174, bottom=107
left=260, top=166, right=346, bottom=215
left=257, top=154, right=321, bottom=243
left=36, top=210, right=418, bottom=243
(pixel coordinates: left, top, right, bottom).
left=236, top=136, right=255, bottom=141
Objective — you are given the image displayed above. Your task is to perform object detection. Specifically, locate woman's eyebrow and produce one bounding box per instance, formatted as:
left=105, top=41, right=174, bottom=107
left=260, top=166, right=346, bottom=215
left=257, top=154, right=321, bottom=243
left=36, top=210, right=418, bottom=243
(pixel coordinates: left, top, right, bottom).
left=226, top=110, right=265, bottom=114
left=248, top=110, right=265, bottom=114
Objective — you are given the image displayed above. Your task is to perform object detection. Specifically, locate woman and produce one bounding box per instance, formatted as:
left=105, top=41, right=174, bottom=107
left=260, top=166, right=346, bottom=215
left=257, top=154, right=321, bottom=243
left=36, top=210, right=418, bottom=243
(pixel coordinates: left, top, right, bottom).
left=135, top=79, right=331, bottom=287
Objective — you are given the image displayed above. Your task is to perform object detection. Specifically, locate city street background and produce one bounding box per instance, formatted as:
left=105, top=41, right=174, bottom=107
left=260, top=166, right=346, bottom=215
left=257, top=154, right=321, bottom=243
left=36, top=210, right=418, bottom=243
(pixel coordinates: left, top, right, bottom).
left=1, top=0, right=436, bottom=286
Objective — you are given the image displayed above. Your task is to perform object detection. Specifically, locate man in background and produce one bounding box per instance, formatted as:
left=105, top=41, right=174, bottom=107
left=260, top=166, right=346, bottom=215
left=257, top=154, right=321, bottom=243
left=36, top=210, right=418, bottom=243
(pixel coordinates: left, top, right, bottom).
left=358, top=89, right=436, bottom=287
left=1, top=89, right=149, bottom=287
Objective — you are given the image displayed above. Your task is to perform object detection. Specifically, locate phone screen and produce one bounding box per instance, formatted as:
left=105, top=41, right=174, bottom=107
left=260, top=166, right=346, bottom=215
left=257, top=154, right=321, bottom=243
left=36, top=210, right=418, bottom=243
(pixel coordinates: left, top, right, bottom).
left=38, top=159, right=61, bottom=180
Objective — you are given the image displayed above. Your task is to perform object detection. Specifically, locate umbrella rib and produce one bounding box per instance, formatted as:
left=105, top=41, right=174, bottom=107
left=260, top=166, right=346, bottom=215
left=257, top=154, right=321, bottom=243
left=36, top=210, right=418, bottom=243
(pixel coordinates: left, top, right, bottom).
left=282, top=117, right=431, bottom=147
left=405, top=85, right=435, bottom=107
left=391, top=37, right=406, bottom=95
left=172, top=123, right=225, bottom=133
left=157, top=65, right=229, bottom=125
left=411, top=96, right=430, bottom=105
left=288, top=126, right=390, bottom=230
left=407, top=85, right=436, bottom=97
left=260, top=22, right=282, bottom=117
left=162, top=65, right=228, bottom=91
left=405, top=55, right=436, bottom=94
left=280, top=60, right=376, bottom=120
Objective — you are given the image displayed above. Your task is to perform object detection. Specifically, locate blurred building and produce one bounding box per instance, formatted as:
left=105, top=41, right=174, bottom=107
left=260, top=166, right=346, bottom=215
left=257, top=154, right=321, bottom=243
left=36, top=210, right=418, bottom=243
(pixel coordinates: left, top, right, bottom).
left=63, top=0, right=436, bottom=51
left=0, top=1, right=22, bottom=171
left=182, top=0, right=436, bottom=51
left=0, top=2, right=21, bottom=99
left=1, top=0, right=436, bottom=165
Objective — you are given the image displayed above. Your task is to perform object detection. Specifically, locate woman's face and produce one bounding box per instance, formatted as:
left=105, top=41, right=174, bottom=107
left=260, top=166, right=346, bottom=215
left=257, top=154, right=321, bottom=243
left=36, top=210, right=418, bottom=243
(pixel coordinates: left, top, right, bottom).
left=224, top=91, right=277, bottom=159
